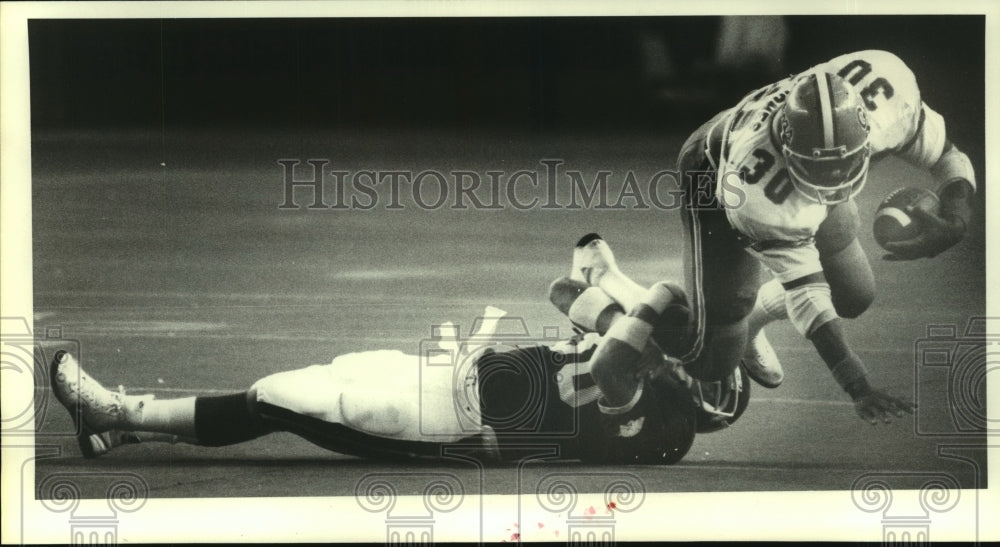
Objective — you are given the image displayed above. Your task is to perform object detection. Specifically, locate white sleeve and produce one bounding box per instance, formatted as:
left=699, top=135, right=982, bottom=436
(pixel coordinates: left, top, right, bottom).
left=895, top=102, right=948, bottom=169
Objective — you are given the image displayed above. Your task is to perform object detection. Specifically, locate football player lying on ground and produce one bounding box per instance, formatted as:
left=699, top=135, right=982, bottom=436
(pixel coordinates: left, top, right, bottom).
left=565, top=232, right=915, bottom=426
left=643, top=50, right=973, bottom=415
left=49, top=267, right=748, bottom=465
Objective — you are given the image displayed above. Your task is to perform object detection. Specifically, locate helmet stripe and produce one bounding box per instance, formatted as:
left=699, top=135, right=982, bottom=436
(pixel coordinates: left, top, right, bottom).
left=816, top=71, right=835, bottom=149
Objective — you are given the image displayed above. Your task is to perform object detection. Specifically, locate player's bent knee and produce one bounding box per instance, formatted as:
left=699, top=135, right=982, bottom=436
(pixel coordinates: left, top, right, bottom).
left=816, top=201, right=861, bottom=255
left=820, top=238, right=875, bottom=319
left=250, top=366, right=342, bottom=421
left=589, top=341, right=643, bottom=395
left=833, top=289, right=874, bottom=319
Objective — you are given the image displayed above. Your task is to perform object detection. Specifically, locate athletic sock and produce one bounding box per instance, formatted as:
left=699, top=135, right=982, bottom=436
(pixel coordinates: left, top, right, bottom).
left=595, top=269, right=648, bottom=313
left=568, top=287, right=624, bottom=334
left=746, top=278, right=788, bottom=339
left=549, top=277, right=625, bottom=334
left=193, top=391, right=273, bottom=447
left=127, top=395, right=197, bottom=439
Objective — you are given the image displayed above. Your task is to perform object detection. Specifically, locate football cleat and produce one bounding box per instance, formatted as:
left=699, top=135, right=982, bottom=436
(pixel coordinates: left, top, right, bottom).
left=572, top=233, right=619, bottom=286
left=49, top=350, right=142, bottom=458
left=81, top=429, right=144, bottom=458
left=742, top=330, right=784, bottom=388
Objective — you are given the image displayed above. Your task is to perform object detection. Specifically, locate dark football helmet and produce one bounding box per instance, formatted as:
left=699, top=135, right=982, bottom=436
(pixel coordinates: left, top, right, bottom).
left=778, top=71, right=871, bottom=205
left=597, top=357, right=698, bottom=465
left=690, top=362, right=751, bottom=434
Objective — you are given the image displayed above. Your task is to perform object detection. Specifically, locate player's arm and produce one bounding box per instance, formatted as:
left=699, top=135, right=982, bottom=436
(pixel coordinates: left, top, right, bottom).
left=833, top=51, right=976, bottom=259
left=878, top=68, right=976, bottom=259
left=807, top=316, right=915, bottom=424
left=753, top=244, right=915, bottom=423
left=885, top=129, right=976, bottom=259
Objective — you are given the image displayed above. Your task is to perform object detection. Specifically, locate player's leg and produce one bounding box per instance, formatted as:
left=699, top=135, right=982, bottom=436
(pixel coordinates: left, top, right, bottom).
left=571, top=232, right=647, bottom=312
left=741, top=278, right=787, bottom=387
left=588, top=281, right=690, bottom=409
left=52, top=348, right=495, bottom=461
left=565, top=234, right=692, bottom=357
left=49, top=351, right=273, bottom=457
left=816, top=199, right=876, bottom=319
left=550, top=272, right=687, bottom=399
left=741, top=200, right=874, bottom=387
left=746, top=200, right=873, bottom=329
left=249, top=350, right=498, bottom=461
left=677, top=131, right=762, bottom=382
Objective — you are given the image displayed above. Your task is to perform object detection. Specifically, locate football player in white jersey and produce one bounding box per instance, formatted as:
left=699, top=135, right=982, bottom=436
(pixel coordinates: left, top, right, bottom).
left=49, top=275, right=746, bottom=464
left=660, top=50, right=972, bottom=423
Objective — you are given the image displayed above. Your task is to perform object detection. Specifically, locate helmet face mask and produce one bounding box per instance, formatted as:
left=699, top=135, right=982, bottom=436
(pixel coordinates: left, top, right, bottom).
left=778, top=71, right=872, bottom=205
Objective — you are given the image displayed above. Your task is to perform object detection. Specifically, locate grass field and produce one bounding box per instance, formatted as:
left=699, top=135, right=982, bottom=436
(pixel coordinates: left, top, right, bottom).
left=29, top=126, right=987, bottom=513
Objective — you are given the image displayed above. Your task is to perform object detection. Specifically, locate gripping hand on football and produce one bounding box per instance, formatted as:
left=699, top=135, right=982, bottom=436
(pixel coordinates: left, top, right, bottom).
left=851, top=386, right=916, bottom=425
left=883, top=180, right=972, bottom=260
left=882, top=207, right=965, bottom=260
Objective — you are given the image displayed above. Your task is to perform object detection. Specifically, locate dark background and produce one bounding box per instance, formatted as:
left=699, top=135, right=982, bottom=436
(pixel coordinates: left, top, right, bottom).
left=29, top=16, right=983, bottom=139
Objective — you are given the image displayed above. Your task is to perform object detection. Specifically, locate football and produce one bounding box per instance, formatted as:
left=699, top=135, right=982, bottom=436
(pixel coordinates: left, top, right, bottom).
left=873, top=187, right=939, bottom=250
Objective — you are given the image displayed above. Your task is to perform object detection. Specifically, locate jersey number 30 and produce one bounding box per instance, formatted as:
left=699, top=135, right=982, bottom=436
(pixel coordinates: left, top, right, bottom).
left=740, top=148, right=794, bottom=205
left=837, top=59, right=894, bottom=111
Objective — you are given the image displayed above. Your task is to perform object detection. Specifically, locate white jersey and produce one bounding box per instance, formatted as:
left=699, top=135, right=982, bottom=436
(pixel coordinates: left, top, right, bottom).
left=711, top=50, right=949, bottom=281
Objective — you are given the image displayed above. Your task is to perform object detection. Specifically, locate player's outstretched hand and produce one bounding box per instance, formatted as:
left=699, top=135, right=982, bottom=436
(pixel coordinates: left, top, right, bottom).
left=883, top=206, right=965, bottom=260
left=852, top=388, right=916, bottom=425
